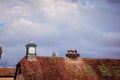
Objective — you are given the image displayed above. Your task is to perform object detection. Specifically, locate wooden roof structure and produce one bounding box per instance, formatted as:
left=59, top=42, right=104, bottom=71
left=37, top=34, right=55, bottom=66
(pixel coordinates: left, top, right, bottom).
left=14, top=56, right=120, bottom=80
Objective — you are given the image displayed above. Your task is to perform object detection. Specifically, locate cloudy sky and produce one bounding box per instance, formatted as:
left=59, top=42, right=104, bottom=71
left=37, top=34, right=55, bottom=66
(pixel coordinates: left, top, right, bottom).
left=0, top=0, right=120, bottom=67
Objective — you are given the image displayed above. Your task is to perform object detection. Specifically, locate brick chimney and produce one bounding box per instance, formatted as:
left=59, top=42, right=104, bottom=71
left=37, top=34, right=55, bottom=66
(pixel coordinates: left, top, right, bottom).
left=66, top=49, right=80, bottom=58
left=0, top=47, right=2, bottom=59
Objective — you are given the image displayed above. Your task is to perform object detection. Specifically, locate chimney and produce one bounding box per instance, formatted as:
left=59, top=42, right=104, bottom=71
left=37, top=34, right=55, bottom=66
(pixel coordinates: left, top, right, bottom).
left=66, top=49, right=80, bottom=58
left=0, top=47, right=2, bottom=59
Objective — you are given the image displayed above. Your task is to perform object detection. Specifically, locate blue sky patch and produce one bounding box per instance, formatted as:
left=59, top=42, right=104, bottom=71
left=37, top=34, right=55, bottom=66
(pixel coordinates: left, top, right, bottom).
left=0, top=22, right=5, bottom=27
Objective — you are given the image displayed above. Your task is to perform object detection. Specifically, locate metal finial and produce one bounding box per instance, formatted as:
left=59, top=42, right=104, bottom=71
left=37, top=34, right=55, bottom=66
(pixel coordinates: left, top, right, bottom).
left=30, top=39, right=33, bottom=43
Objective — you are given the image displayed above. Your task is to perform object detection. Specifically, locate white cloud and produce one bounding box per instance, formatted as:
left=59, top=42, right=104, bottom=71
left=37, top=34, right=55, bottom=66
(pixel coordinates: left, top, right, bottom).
left=35, top=0, right=80, bottom=21
left=0, top=18, right=59, bottom=45
left=6, top=6, right=29, bottom=17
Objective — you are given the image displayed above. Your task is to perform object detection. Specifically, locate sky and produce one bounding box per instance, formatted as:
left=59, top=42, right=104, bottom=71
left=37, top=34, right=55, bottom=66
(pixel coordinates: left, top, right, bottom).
left=0, top=0, right=120, bottom=67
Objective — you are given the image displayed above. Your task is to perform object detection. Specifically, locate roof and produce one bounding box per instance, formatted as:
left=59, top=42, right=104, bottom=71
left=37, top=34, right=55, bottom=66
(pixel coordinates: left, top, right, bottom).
left=15, top=56, right=120, bottom=80
left=0, top=68, right=16, bottom=77
left=25, top=42, right=37, bottom=47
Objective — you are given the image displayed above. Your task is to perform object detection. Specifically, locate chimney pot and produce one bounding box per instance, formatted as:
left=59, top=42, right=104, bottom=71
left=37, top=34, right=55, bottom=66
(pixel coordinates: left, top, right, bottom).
left=66, top=49, right=80, bottom=58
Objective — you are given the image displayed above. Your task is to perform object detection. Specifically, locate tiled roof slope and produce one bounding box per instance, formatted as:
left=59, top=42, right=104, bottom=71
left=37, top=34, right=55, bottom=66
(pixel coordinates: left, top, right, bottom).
left=0, top=68, right=15, bottom=77
left=15, top=57, right=120, bottom=80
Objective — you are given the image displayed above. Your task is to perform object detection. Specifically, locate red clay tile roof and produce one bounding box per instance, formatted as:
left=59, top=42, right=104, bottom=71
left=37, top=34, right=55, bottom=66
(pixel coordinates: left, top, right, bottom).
left=0, top=68, right=15, bottom=77
left=15, top=56, right=120, bottom=80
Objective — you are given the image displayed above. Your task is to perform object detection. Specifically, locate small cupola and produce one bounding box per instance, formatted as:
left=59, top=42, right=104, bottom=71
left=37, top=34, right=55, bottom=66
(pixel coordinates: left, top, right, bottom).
left=25, top=40, right=37, bottom=61
left=66, top=49, right=80, bottom=58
